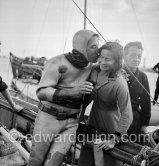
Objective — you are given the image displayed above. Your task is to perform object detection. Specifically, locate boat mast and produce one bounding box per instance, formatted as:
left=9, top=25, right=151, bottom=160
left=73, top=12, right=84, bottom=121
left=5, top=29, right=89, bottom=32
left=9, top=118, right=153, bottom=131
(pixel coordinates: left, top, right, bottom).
left=0, top=42, right=1, bottom=57
left=84, top=0, right=87, bottom=29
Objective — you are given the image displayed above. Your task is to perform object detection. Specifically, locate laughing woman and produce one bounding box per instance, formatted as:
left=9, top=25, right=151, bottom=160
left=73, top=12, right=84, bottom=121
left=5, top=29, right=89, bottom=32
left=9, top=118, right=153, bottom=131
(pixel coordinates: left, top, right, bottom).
left=79, top=42, right=133, bottom=166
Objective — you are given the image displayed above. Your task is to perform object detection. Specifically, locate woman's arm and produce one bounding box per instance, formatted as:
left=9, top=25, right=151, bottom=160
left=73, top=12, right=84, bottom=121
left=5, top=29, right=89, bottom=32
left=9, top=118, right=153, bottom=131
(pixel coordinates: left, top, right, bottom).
left=116, top=77, right=133, bottom=135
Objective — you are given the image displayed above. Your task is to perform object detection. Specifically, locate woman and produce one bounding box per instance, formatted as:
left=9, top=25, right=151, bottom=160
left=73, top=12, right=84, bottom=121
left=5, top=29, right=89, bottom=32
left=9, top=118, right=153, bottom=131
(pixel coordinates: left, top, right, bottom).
left=79, top=42, right=133, bottom=166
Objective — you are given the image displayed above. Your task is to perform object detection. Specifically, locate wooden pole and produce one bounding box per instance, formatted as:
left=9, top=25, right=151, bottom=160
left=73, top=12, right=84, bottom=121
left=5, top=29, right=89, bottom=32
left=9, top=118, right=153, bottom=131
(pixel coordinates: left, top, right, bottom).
left=84, top=0, right=87, bottom=29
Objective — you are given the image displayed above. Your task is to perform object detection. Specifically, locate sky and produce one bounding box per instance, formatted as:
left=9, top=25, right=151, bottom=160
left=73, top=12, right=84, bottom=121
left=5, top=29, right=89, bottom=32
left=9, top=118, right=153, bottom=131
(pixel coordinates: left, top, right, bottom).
left=0, top=0, right=159, bottom=67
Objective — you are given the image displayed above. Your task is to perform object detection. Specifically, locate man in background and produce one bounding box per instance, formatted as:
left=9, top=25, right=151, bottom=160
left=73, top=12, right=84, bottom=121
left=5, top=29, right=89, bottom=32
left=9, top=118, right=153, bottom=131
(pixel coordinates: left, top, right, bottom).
left=123, top=41, right=151, bottom=140
left=152, top=62, right=159, bottom=105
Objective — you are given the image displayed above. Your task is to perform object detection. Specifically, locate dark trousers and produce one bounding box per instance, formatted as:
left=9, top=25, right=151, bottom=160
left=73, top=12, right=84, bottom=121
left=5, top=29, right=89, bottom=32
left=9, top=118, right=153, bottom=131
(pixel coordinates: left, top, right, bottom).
left=78, top=145, right=122, bottom=166
left=128, top=111, right=141, bottom=135
left=127, top=111, right=143, bottom=144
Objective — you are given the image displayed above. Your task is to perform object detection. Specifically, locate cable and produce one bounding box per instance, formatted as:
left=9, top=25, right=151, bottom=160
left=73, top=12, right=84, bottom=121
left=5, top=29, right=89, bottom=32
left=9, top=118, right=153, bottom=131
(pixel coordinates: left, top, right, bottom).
left=72, top=0, right=107, bottom=43
left=7, top=56, right=11, bottom=85
left=27, top=84, right=30, bottom=102
left=34, top=0, right=52, bottom=56
left=129, top=0, right=154, bottom=75
left=129, top=0, right=144, bottom=42
left=63, top=38, right=68, bottom=54
left=129, top=0, right=158, bottom=105
left=24, top=0, right=38, bottom=57
left=131, top=146, right=151, bottom=166
left=124, top=65, right=159, bottom=106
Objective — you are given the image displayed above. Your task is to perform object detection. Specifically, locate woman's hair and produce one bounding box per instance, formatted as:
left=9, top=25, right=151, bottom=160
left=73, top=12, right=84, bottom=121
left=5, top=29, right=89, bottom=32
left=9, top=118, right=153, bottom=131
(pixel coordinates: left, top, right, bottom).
left=98, top=41, right=124, bottom=77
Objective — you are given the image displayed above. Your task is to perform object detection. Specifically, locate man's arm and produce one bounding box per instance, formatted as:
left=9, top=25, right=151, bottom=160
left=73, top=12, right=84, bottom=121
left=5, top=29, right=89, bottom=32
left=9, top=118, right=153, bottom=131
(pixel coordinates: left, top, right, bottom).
left=37, top=58, right=93, bottom=102
left=116, top=78, right=133, bottom=135
left=36, top=58, right=61, bottom=101
left=2, top=89, right=16, bottom=108
left=0, top=76, right=21, bottom=111
left=37, top=82, right=93, bottom=103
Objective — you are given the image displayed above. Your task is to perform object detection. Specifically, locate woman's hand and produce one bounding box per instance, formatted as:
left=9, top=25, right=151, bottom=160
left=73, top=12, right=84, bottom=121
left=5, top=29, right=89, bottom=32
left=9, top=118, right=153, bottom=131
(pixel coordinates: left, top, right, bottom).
left=96, top=138, right=116, bottom=151
left=141, top=126, right=149, bottom=134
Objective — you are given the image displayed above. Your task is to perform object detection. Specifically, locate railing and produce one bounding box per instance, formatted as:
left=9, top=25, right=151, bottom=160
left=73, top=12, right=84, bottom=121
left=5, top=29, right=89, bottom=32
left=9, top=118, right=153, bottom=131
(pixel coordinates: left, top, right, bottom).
left=0, top=92, right=38, bottom=133
left=0, top=94, right=38, bottom=120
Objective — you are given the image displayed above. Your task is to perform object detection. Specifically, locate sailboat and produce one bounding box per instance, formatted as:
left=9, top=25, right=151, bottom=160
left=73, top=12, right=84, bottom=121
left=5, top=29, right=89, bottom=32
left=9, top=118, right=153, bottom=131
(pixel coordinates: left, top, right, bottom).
left=9, top=52, right=46, bottom=101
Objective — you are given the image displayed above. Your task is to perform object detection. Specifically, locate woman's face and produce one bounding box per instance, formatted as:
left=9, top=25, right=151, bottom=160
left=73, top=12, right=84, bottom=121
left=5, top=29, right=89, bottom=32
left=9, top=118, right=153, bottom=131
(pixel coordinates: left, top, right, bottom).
left=99, top=49, right=115, bottom=71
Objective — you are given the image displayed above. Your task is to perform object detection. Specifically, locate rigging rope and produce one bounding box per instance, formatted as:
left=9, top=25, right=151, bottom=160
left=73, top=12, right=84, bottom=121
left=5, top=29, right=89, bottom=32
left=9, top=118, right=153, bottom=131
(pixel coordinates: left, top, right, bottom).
left=62, top=1, right=76, bottom=53
left=125, top=67, right=158, bottom=106
left=34, top=0, right=52, bottom=57
left=20, top=0, right=38, bottom=58
left=129, top=0, right=158, bottom=106
left=72, top=0, right=158, bottom=106
left=129, top=0, right=144, bottom=42
left=7, top=56, right=11, bottom=84
left=72, top=0, right=107, bottom=43
left=131, top=146, right=151, bottom=166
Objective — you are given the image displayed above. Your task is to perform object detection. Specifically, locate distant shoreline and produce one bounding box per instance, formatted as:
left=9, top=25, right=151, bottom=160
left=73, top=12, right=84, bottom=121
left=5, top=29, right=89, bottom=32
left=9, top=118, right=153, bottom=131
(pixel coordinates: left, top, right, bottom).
left=0, top=55, right=8, bottom=58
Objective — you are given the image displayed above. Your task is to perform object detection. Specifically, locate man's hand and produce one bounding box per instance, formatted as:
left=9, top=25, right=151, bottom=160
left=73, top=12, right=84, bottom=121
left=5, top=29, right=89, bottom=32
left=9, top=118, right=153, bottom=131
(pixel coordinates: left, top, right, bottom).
left=141, top=126, right=149, bottom=134
left=71, top=81, right=94, bottom=97
left=12, top=104, right=23, bottom=112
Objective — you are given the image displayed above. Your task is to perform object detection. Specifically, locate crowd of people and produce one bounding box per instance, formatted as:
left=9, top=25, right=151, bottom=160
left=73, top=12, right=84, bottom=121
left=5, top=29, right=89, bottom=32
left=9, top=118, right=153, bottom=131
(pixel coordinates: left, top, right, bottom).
left=1, top=29, right=157, bottom=166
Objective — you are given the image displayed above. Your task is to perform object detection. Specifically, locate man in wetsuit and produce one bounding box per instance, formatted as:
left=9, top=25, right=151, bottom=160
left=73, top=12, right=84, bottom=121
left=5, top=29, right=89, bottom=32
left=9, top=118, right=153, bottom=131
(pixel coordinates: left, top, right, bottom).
left=28, top=29, right=99, bottom=166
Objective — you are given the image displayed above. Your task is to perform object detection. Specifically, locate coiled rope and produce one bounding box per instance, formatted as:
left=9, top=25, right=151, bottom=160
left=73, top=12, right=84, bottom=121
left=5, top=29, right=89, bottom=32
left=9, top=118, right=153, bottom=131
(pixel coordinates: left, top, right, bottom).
left=131, top=146, right=151, bottom=166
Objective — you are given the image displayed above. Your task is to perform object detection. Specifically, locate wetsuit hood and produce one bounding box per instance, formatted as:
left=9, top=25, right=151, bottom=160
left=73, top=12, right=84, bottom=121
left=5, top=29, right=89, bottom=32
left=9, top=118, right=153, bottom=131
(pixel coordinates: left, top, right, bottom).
left=72, top=29, right=98, bottom=58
